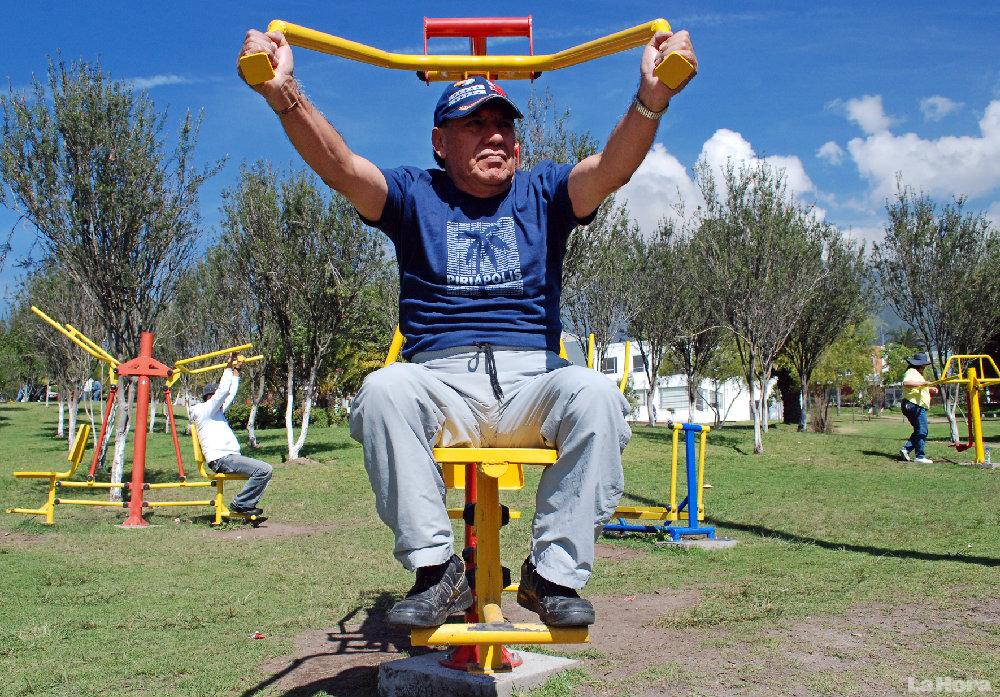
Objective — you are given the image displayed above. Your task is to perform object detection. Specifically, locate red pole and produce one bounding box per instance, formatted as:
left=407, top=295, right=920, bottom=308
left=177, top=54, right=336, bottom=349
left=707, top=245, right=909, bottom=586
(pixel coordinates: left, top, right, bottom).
left=88, top=383, right=118, bottom=479
left=121, top=332, right=154, bottom=528
left=163, top=387, right=186, bottom=480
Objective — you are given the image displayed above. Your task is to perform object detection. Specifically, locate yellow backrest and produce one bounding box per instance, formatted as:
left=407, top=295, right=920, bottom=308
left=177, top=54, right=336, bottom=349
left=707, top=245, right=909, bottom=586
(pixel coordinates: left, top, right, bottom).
left=65, top=424, right=92, bottom=478
left=190, top=425, right=211, bottom=478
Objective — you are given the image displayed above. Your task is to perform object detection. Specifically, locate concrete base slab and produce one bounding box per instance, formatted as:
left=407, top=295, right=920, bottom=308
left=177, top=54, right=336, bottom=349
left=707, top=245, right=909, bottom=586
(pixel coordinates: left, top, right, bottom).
left=378, top=650, right=577, bottom=697
left=656, top=536, right=738, bottom=550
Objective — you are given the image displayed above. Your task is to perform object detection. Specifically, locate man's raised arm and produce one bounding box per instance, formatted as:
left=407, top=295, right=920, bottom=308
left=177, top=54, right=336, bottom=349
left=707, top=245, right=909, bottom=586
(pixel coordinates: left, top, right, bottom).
left=238, top=29, right=388, bottom=221
left=567, top=30, right=697, bottom=220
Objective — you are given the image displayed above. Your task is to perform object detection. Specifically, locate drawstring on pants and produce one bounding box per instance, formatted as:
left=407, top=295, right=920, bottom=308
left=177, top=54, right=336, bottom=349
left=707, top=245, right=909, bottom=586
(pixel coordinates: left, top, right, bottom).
left=477, top=343, right=504, bottom=402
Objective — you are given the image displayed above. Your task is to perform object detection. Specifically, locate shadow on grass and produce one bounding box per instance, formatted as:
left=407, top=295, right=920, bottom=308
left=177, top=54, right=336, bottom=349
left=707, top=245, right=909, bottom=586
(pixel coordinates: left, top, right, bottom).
left=715, top=519, right=1000, bottom=567
left=238, top=592, right=431, bottom=697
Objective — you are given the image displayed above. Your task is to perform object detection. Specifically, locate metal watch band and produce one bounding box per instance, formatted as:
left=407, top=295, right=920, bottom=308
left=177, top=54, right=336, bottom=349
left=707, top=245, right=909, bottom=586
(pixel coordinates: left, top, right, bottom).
left=632, top=94, right=668, bottom=120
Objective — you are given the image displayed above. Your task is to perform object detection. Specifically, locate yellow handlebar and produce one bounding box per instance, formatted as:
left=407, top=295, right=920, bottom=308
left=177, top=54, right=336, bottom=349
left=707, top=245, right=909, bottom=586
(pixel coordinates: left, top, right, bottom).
left=174, top=343, right=254, bottom=368
left=240, top=18, right=694, bottom=88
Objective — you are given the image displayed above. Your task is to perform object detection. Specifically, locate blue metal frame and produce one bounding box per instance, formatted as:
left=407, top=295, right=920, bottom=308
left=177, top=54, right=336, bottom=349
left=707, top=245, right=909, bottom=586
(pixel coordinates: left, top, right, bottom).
left=604, top=423, right=716, bottom=541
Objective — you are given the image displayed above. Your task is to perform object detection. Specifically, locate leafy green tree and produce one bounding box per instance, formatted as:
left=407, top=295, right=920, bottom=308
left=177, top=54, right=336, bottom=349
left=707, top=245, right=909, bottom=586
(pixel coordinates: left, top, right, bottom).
left=784, top=233, right=871, bottom=431
left=692, top=161, right=827, bottom=453
left=0, top=58, right=220, bottom=491
left=222, top=163, right=393, bottom=460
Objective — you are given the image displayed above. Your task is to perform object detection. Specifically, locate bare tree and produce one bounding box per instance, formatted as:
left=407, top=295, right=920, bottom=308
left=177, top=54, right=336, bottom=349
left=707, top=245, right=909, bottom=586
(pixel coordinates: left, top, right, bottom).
left=0, top=58, right=220, bottom=493
left=784, top=232, right=871, bottom=431
left=871, top=185, right=1000, bottom=442
left=692, top=161, right=827, bottom=453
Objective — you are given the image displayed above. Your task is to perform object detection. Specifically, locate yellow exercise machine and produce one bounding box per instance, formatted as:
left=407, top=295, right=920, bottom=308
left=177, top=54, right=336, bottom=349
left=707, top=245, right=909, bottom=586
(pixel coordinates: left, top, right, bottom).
left=6, top=425, right=93, bottom=524
left=931, top=354, right=1000, bottom=465
left=582, top=333, right=716, bottom=538
left=7, top=305, right=264, bottom=525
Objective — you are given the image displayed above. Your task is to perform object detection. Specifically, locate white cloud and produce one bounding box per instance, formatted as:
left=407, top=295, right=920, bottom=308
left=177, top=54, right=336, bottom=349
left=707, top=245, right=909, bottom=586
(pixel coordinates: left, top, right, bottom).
left=844, top=95, right=896, bottom=135
left=620, top=129, right=818, bottom=235
left=817, top=140, right=845, bottom=165
left=842, top=224, right=884, bottom=245
left=617, top=143, right=702, bottom=234
left=920, top=95, right=963, bottom=122
left=127, top=74, right=192, bottom=90
left=846, top=100, right=1000, bottom=199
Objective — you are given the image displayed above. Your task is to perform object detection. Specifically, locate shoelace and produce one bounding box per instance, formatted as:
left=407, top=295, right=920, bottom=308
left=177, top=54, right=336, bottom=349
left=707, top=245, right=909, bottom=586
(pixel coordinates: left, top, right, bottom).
left=477, top=343, right=504, bottom=402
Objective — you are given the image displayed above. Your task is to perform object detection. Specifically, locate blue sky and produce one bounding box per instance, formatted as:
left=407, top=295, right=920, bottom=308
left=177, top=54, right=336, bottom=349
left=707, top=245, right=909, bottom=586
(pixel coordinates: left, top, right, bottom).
left=3, top=1, right=999, bottom=308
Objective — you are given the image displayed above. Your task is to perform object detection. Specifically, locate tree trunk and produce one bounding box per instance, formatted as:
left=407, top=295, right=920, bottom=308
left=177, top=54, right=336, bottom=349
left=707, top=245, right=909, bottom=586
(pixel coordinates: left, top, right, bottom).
left=109, top=380, right=134, bottom=502
left=646, top=387, right=656, bottom=426
left=285, top=357, right=297, bottom=461
left=247, top=372, right=266, bottom=448
left=686, top=374, right=697, bottom=423
left=57, top=398, right=65, bottom=438
left=759, top=370, right=771, bottom=433
left=746, top=355, right=764, bottom=453
left=943, top=384, right=961, bottom=443
left=67, top=387, right=79, bottom=453
left=289, top=361, right=318, bottom=460
left=835, top=388, right=841, bottom=416
left=798, top=381, right=809, bottom=432
left=149, top=394, right=158, bottom=432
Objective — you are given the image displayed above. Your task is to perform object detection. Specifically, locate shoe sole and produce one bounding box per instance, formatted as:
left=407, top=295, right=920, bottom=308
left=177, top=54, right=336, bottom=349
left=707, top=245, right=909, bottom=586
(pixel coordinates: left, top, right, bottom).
left=386, top=582, right=474, bottom=628
left=900, top=450, right=911, bottom=462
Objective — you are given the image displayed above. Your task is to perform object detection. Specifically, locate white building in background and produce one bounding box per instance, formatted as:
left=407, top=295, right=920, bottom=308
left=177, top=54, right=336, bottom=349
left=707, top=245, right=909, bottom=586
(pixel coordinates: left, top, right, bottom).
left=563, top=337, right=781, bottom=425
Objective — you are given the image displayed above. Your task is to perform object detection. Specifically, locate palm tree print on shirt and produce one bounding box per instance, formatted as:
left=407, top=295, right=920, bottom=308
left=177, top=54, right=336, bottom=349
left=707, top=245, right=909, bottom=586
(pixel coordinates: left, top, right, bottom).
left=445, top=218, right=523, bottom=296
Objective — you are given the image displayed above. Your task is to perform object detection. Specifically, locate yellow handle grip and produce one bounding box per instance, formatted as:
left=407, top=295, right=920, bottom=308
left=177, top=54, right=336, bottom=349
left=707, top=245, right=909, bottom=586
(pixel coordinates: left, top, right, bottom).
left=240, top=52, right=276, bottom=86
left=654, top=52, right=695, bottom=90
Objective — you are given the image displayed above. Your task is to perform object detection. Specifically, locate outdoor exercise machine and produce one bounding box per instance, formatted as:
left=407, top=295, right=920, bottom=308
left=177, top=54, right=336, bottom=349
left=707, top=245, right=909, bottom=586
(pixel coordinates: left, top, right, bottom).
left=583, top=333, right=718, bottom=539
left=239, top=17, right=695, bottom=89
left=5, top=306, right=262, bottom=526
left=383, top=327, right=587, bottom=674
left=931, top=354, right=1000, bottom=466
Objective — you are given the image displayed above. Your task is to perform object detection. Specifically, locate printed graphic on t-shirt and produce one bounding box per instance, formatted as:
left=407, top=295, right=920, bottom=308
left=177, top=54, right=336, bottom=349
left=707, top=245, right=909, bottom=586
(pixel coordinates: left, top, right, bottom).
left=445, top=217, right=524, bottom=296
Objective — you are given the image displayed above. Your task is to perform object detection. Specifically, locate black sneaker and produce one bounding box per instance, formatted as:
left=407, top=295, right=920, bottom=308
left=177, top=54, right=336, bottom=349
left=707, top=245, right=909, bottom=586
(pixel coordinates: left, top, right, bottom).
left=386, top=554, right=473, bottom=628
left=230, top=504, right=263, bottom=517
left=517, top=557, right=595, bottom=627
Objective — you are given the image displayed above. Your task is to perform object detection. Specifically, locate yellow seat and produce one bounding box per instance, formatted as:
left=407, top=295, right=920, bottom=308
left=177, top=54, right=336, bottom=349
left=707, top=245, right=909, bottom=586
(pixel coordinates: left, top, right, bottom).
left=7, top=424, right=92, bottom=525
left=190, top=425, right=254, bottom=526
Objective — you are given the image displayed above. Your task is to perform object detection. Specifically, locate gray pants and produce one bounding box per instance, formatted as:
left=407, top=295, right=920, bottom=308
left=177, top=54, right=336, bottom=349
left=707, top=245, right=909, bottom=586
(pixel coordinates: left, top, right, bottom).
left=210, top=454, right=273, bottom=509
left=349, top=348, right=631, bottom=589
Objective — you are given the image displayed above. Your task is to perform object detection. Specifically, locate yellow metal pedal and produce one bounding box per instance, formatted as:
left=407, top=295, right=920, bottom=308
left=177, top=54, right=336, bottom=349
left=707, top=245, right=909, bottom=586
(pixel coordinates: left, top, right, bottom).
left=654, top=52, right=695, bottom=90
left=613, top=505, right=673, bottom=521
left=239, top=52, right=276, bottom=86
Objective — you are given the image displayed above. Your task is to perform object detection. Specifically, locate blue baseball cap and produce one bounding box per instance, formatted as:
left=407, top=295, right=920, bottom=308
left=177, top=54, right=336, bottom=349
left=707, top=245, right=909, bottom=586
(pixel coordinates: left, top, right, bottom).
left=433, top=76, right=523, bottom=127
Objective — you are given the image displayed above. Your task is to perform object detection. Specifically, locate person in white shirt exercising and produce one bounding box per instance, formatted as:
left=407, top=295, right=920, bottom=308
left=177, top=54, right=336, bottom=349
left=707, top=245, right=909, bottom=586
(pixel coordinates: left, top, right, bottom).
left=189, top=353, right=272, bottom=516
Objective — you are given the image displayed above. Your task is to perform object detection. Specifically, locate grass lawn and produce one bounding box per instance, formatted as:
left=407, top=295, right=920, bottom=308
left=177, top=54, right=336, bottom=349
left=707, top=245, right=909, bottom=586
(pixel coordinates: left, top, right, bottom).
left=1, top=402, right=998, bottom=696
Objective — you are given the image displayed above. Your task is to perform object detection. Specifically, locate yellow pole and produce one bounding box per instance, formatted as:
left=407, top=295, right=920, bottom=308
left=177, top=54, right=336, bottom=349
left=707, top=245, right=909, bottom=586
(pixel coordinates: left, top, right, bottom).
left=669, top=424, right=679, bottom=517
left=587, top=333, right=595, bottom=370
left=384, top=327, right=405, bottom=367
left=474, top=463, right=507, bottom=674
left=175, top=343, right=254, bottom=368
left=967, top=367, right=985, bottom=464
left=618, top=341, right=631, bottom=394
left=184, top=355, right=264, bottom=375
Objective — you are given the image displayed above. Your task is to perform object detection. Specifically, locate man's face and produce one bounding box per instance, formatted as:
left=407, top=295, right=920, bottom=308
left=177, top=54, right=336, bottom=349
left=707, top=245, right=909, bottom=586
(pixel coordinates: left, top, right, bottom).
left=432, top=104, right=518, bottom=198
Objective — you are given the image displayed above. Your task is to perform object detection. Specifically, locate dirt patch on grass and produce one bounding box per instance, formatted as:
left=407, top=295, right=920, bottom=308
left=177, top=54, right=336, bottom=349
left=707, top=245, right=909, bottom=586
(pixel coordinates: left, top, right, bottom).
left=0, top=531, right=47, bottom=547
left=251, top=591, right=999, bottom=696
left=209, top=521, right=344, bottom=541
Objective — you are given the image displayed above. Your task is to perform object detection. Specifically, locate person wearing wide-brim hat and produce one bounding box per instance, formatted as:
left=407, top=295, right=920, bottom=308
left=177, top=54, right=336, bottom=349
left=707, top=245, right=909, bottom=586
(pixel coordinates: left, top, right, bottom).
left=899, top=353, right=938, bottom=464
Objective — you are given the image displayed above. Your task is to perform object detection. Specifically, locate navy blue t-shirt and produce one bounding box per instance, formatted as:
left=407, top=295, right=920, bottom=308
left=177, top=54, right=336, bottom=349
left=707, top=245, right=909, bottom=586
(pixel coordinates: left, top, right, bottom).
left=363, top=161, right=596, bottom=359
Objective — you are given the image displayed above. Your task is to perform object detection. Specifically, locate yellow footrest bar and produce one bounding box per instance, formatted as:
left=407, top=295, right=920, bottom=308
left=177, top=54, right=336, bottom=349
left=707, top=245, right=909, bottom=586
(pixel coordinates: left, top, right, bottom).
left=146, top=481, right=212, bottom=489
left=54, top=499, right=124, bottom=507
left=411, top=622, right=589, bottom=646
left=614, top=506, right=673, bottom=520
left=58, top=481, right=125, bottom=489
left=434, top=448, right=558, bottom=465
left=145, top=500, right=214, bottom=507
